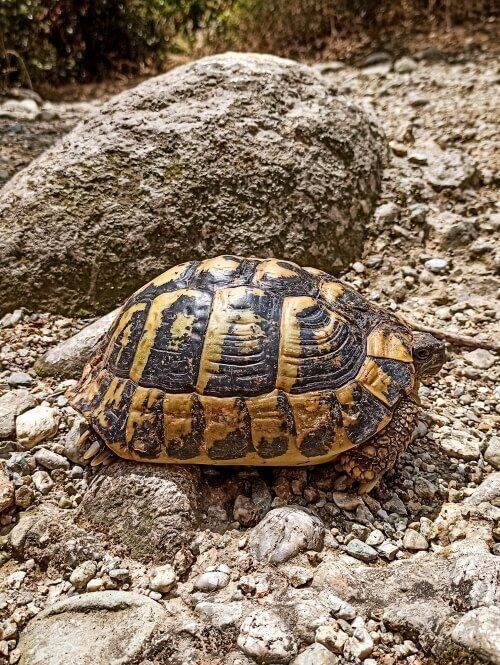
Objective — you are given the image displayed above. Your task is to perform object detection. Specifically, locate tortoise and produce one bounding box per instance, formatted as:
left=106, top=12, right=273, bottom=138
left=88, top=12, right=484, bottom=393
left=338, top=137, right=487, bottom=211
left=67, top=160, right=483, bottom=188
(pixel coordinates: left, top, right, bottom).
left=70, top=256, right=446, bottom=492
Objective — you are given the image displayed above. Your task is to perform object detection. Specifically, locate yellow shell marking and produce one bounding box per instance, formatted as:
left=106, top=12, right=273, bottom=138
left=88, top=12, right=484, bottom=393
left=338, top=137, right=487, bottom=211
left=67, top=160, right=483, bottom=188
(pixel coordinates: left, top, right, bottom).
left=253, top=259, right=300, bottom=282
left=319, top=280, right=345, bottom=303
left=149, top=262, right=192, bottom=287
left=196, top=286, right=266, bottom=394
left=129, top=290, right=198, bottom=384
left=125, top=386, right=163, bottom=449
left=355, top=358, right=392, bottom=406
left=366, top=329, right=413, bottom=362
left=163, top=393, right=195, bottom=446
left=93, top=377, right=126, bottom=429
left=103, top=302, right=147, bottom=364
left=201, top=395, right=243, bottom=452
left=276, top=296, right=315, bottom=392
left=245, top=390, right=290, bottom=451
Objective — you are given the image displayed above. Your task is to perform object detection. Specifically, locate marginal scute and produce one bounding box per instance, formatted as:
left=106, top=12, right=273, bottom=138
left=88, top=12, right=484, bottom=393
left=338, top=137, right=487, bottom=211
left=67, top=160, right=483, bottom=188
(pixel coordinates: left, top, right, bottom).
left=245, top=390, right=292, bottom=459
left=355, top=358, right=393, bottom=406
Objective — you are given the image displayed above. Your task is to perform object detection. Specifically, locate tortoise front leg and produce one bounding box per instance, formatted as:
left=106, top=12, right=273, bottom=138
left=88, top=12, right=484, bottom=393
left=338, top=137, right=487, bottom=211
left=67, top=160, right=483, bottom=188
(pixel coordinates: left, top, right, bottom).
left=337, top=397, right=419, bottom=494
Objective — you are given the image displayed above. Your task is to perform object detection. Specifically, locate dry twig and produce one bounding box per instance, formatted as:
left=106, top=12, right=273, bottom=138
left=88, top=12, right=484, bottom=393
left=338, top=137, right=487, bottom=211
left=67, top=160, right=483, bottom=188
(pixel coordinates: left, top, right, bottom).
left=399, top=315, right=500, bottom=353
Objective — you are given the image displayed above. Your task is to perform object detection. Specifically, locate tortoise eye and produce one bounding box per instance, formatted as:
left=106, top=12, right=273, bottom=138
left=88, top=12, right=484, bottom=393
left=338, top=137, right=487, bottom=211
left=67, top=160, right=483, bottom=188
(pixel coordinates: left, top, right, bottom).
left=414, top=348, right=430, bottom=361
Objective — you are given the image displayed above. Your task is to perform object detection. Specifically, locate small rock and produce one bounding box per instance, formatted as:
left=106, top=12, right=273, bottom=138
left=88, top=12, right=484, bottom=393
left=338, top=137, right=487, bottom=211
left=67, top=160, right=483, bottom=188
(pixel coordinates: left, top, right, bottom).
left=424, top=258, right=449, bottom=274
left=426, top=149, right=478, bottom=190
left=384, top=494, right=407, bottom=516
left=374, top=202, right=400, bottom=225
left=32, top=470, right=54, bottom=494
left=69, top=561, right=97, bottom=589
left=344, top=626, right=374, bottom=660
left=248, top=506, right=324, bottom=564
left=0, top=390, right=36, bottom=440
left=346, top=539, right=378, bottom=563
left=331, top=492, right=363, bottom=511
left=394, top=57, right=417, bottom=73
left=284, top=565, right=313, bottom=588
left=451, top=607, right=500, bottom=664
left=7, top=372, right=33, bottom=387
left=86, top=578, right=105, bottom=592
left=464, top=349, right=497, bottom=370
left=408, top=150, right=428, bottom=165
left=234, top=494, right=261, bottom=527
left=377, top=541, right=400, bottom=560
left=365, top=529, right=384, bottom=546
left=316, top=622, right=348, bottom=654
left=149, top=564, right=176, bottom=593
left=441, top=437, right=480, bottom=461
left=62, top=417, right=90, bottom=464
left=291, top=643, right=339, bottom=664
left=34, top=448, right=70, bottom=471
left=195, top=565, right=231, bottom=592
left=16, top=406, right=60, bottom=449
left=15, top=485, right=34, bottom=509
left=484, top=437, right=500, bottom=470
left=237, top=609, right=298, bottom=663
left=403, top=529, right=429, bottom=551
left=0, top=469, right=15, bottom=513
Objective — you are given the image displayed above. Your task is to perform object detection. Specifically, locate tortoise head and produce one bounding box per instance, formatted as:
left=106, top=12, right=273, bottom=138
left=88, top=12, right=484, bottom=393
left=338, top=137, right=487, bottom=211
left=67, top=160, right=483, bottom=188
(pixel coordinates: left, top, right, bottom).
left=412, top=332, right=446, bottom=379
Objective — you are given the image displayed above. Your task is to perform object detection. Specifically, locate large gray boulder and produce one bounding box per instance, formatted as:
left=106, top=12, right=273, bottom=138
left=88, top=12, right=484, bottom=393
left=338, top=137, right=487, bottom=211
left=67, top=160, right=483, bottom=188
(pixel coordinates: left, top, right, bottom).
left=18, top=591, right=166, bottom=665
left=0, top=52, right=386, bottom=316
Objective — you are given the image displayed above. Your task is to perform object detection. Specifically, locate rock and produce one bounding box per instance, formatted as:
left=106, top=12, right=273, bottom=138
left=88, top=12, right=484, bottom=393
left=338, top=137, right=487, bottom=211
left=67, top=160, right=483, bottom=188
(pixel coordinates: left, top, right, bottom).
left=427, top=211, right=477, bottom=249
left=316, top=622, right=348, bottom=654
left=149, top=564, right=177, bottom=593
left=0, top=468, right=15, bottom=513
left=485, top=437, right=500, bottom=470
left=424, top=258, right=449, bottom=274
left=35, top=309, right=119, bottom=378
left=464, top=473, right=500, bottom=507
left=233, top=494, right=261, bottom=527
left=331, top=492, right=363, bottom=511
left=464, top=349, right=497, bottom=370
left=0, top=390, right=36, bottom=440
left=384, top=494, right=407, bottom=516
left=248, top=506, right=324, bottom=564
left=194, top=564, right=231, bottom=592
left=377, top=541, right=400, bottom=560
left=77, top=461, right=201, bottom=563
left=0, top=98, right=39, bottom=120
left=426, top=149, right=478, bottom=190
left=346, top=539, right=378, bottom=563
left=403, top=529, right=429, bottom=551
left=344, top=626, right=374, bottom=660
left=374, top=202, right=400, bottom=225
left=34, top=448, right=70, bottom=470
left=237, top=609, right=298, bottom=663
left=17, top=591, right=166, bottom=665
left=69, top=561, right=98, bottom=589
left=195, top=600, right=245, bottom=629
left=365, top=529, right=384, bottom=546
left=62, top=417, right=90, bottom=464
left=393, top=57, right=417, bottom=73
left=451, top=607, right=500, bottom=664
left=441, top=437, right=480, bottom=461
left=7, top=372, right=33, bottom=387
left=16, top=406, right=60, bottom=449
left=291, top=643, right=339, bottom=664
left=0, top=53, right=386, bottom=316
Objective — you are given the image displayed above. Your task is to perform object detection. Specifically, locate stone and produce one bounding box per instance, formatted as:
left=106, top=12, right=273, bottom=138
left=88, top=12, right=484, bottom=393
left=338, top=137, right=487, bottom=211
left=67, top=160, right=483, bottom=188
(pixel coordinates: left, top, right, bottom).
left=346, top=539, right=378, bottom=563
left=7, top=372, right=33, bottom=387
left=0, top=390, right=36, bottom=440
left=0, top=53, right=386, bottom=316
left=69, top=561, right=98, bottom=589
left=195, top=600, right=245, bottom=629
left=403, top=529, right=429, bottom=551
left=424, top=258, right=449, bottom=274
left=394, top=57, right=417, bottom=73
left=374, top=202, right=399, bottom=225
left=237, top=609, right=298, bottom=663
left=149, top=564, right=177, bottom=593
left=194, top=565, right=231, bottom=592
left=485, top=437, right=500, bottom=470
left=35, top=310, right=119, bottom=378
left=291, top=643, right=339, bottom=665
left=86, top=578, right=105, bottom=592
left=331, top=492, right=363, bottom=511
left=315, top=622, right=348, bottom=654
left=464, top=349, right=497, bottom=370
left=62, top=417, right=90, bottom=465
left=365, top=529, right=384, bottom=546
left=0, top=468, right=15, bottom=513
left=0, top=98, right=39, bottom=120
left=17, top=591, right=166, bottom=665
left=441, top=437, right=480, bottom=461
left=77, top=461, right=201, bottom=563
left=426, top=149, right=478, bottom=190
left=34, top=448, right=70, bottom=471
left=451, top=607, right=500, bottom=664
left=248, top=506, right=325, bottom=564
left=16, top=406, right=60, bottom=449
left=464, top=473, right=500, bottom=507
left=32, top=470, right=54, bottom=494
left=377, top=541, right=399, bottom=560
left=344, top=626, right=374, bottom=660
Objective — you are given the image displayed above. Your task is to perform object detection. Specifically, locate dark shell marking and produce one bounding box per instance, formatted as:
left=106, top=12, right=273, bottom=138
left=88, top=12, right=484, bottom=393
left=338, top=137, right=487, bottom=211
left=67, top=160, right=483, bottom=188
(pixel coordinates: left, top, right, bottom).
left=71, top=256, right=415, bottom=465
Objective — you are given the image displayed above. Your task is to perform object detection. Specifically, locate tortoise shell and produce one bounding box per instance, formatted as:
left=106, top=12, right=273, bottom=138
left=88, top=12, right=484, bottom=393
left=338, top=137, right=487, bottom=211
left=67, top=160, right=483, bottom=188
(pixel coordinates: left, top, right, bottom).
left=71, top=256, right=415, bottom=466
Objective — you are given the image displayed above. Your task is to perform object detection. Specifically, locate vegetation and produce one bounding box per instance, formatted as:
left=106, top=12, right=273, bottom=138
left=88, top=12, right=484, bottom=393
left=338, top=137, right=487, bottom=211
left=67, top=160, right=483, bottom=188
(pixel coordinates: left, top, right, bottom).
left=0, top=0, right=495, bottom=88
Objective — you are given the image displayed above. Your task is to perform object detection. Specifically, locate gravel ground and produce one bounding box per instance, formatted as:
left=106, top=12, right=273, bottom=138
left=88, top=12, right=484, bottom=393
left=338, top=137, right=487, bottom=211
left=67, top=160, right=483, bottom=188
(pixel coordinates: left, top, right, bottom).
left=0, top=44, right=498, bottom=665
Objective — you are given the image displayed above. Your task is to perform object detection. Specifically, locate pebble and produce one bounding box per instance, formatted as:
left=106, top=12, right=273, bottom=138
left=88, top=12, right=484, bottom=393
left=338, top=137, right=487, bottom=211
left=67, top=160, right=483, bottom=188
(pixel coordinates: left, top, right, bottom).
left=34, top=448, right=70, bottom=470
left=69, top=561, right=97, bottom=589
left=344, top=626, right=374, bottom=660
left=149, top=564, right=177, bottom=593
left=346, top=539, right=378, bottom=563
left=484, top=437, right=500, bottom=470
left=377, top=541, right=400, bottom=560
left=402, top=528, right=429, bottom=551
left=238, top=609, right=298, bottom=663
left=291, top=643, right=339, bottom=664
left=86, top=577, right=104, bottom=592
left=0, top=390, right=36, bottom=440
left=375, top=202, right=400, bottom=224
left=7, top=372, right=33, bottom=388
left=316, top=622, right=347, bottom=654
left=31, top=470, right=54, bottom=494
left=194, top=564, right=231, bottom=592
left=441, top=437, right=480, bottom=461
left=393, top=57, right=417, bottom=73
left=331, top=492, right=362, bottom=511
left=365, top=529, right=385, bottom=546
left=464, top=349, right=497, bottom=370
left=0, top=469, right=15, bottom=513
left=16, top=406, right=59, bottom=449
left=424, top=258, right=449, bottom=274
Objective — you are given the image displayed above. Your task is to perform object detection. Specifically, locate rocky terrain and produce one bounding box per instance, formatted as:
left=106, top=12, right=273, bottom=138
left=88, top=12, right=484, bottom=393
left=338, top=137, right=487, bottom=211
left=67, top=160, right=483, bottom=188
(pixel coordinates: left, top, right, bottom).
left=0, top=45, right=498, bottom=664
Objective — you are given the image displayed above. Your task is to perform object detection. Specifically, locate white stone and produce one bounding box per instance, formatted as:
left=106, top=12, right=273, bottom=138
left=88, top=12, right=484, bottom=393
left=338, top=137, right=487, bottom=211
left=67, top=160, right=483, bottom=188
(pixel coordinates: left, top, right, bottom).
left=484, top=437, right=500, bottom=470
left=464, top=349, right=497, bottom=370
left=149, top=564, right=176, bottom=593
left=394, top=57, right=417, bottom=73
left=16, top=406, right=59, bottom=449
left=344, top=626, right=374, bottom=660
left=32, top=470, right=54, bottom=494
left=34, top=448, right=69, bottom=471
left=69, top=561, right=97, bottom=589
left=403, top=529, right=429, bottom=551
left=194, top=565, right=231, bottom=592
left=0, top=390, right=36, bottom=440
left=238, top=609, right=297, bottom=663
left=451, top=607, right=500, bottom=664
left=424, top=258, right=449, bottom=274
left=441, top=437, right=480, bottom=461
left=291, top=643, right=339, bottom=664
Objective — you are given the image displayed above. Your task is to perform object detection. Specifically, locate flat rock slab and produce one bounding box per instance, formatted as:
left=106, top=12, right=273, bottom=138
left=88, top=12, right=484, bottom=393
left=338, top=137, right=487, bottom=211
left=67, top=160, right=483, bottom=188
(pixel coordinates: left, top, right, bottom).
left=77, top=461, right=201, bottom=563
left=18, top=591, right=166, bottom=665
left=35, top=309, right=119, bottom=378
left=0, top=52, right=386, bottom=316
